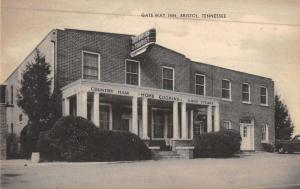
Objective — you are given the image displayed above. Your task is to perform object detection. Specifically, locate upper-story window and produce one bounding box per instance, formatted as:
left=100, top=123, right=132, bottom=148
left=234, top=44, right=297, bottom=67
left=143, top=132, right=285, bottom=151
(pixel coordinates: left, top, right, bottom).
left=10, top=85, right=14, bottom=105
left=242, top=83, right=250, bottom=103
left=162, top=67, right=174, bottom=91
left=260, top=86, right=268, bottom=105
left=126, top=59, right=139, bottom=86
left=222, top=79, right=231, bottom=100
left=82, top=51, right=100, bottom=80
left=195, top=74, right=205, bottom=96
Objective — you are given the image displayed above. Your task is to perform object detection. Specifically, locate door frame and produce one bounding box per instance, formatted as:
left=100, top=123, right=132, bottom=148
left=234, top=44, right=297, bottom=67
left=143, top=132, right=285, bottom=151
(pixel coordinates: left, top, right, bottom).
left=151, top=108, right=171, bottom=139
left=100, top=103, right=112, bottom=130
left=240, top=120, right=255, bottom=151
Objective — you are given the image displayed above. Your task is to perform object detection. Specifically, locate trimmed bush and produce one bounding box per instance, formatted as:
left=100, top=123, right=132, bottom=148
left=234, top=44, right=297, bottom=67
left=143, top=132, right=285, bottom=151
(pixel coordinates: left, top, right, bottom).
left=262, top=142, right=274, bottom=153
left=38, top=116, right=151, bottom=162
left=20, top=122, right=41, bottom=158
left=6, top=133, right=19, bottom=159
left=194, top=129, right=241, bottom=158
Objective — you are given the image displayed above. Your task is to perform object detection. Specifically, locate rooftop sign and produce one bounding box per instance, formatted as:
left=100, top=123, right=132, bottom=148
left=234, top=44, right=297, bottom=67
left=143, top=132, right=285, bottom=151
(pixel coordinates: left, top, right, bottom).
left=130, top=28, right=156, bottom=57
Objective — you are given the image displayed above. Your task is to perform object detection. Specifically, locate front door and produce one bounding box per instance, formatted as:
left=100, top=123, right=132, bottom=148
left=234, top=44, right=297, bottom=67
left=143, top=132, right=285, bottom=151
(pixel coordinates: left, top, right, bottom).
left=152, top=110, right=164, bottom=138
left=100, top=105, right=110, bottom=130
left=193, top=112, right=207, bottom=137
left=240, top=123, right=253, bottom=150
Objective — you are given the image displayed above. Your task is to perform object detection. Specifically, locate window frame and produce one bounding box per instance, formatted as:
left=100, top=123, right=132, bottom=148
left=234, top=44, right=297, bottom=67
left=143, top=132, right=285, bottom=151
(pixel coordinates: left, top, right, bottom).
left=221, top=79, right=231, bottom=101
left=242, top=83, right=251, bottom=104
left=81, top=50, right=101, bottom=81
left=162, top=66, right=175, bottom=91
left=260, top=86, right=268, bottom=106
left=222, top=120, right=232, bottom=130
left=10, top=85, right=14, bottom=105
left=125, top=59, right=140, bottom=86
left=195, top=73, right=206, bottom=96
left=261, top=124, right=269, bottom=142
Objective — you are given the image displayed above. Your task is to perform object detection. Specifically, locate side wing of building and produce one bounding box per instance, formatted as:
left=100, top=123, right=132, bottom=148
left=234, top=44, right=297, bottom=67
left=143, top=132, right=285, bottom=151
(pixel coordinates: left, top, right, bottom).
left=4, top=30, right=56, bottom=135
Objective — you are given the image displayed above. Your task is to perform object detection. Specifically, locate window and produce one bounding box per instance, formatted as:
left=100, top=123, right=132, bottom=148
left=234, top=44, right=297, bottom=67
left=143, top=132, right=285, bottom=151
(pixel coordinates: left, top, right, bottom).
left=242, top=83, right=250, bottom=103
left=262, top=124, right=268, bottom=142
left=260, top=86, right=268, bottom=105
left=10, top=85, right=14, bottom=104
left=195, top=74, right=205, bottom=96
left=162, top=67, right=174, bottom=90
left=11, top=123, right=14, bottom=133
left=19, top=114, right=23, bottom=122
left=82, top=51, right=100, bottom=80
left=126, top=60, right=139, bottom=85
left=243, top=126, right=247, bottom=137
left=222, top=121, right=231, bottom=130
left=222, top=79, right=231, bottom=100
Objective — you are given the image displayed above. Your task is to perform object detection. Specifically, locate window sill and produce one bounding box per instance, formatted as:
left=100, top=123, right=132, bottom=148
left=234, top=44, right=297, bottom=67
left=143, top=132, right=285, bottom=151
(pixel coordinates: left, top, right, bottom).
left=260, top=104, right=269, bottom=107
left=261, top=140, right=269, bottom=143
left=242, top=101, right=251, bottom=105
left=222, top=98, right=232, bottom=102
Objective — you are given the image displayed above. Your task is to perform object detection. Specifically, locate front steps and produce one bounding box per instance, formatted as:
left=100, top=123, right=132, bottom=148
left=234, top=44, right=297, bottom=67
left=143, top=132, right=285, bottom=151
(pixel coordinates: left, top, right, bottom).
left=152, top=150, right=182, bottom=160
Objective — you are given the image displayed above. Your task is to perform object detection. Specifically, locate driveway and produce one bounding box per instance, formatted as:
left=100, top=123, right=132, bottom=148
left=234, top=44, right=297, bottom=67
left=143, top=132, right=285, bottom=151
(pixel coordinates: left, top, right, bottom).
left=1, top=152, right=300, bottom=189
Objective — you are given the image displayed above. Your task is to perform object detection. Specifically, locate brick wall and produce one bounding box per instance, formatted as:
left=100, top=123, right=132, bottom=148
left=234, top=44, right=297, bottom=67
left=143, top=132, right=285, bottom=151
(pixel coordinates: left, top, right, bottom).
left=0, top=103, right=7, bottom=159
left=137, top=45, right=191, bottom=93
left=190, top=62, right=275, bottom=150
left=212, top=66, right=275, bottom=150
left=57, top=29, right=132, bottom=89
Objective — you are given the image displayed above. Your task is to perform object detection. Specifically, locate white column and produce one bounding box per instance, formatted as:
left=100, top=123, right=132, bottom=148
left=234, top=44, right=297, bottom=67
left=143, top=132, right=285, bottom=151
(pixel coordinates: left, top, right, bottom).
left=207, top=105, right=212, bottom=132
left=173, top=101, right=179, bottom=139
left=93, top=93, right=99, bottom=127
left=181, top=102, right=188, bottom=139
left=76, top=92, right=82, bottom=116
left=64, top=98, right=70, bottom=116
left=190, top=110, right=194, bottom=139
left=132, top=96, right=138, bottom=135
left=142, top=97, right=149, bottom=139
left=109, top=106, right=113, bottom=130
left=214, top=104, right=220, bottom=131
left=164, top=111, right=168, bottom=139
left=81, top=92, right=88, bottom=119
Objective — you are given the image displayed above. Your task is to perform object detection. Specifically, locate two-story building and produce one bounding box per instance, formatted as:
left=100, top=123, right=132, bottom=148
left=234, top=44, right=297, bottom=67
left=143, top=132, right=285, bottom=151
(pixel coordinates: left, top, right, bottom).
left=2, top=28, right=275, bottom=153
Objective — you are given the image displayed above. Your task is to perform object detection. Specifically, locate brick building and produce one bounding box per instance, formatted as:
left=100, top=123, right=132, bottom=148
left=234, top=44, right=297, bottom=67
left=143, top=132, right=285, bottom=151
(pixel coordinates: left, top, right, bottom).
left=2, top=28, right=274, bottom=155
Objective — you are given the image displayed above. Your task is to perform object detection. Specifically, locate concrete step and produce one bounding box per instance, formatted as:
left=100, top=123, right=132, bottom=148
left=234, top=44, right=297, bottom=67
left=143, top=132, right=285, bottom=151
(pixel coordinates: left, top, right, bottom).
left=152, top=150, right=182, bottom=160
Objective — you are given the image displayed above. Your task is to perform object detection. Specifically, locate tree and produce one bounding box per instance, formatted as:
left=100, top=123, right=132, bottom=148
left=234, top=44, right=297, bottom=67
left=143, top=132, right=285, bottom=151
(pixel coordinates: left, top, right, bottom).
left=275, top=95, right=294, bottom=140
left=17, top=49, right=54, bottom=152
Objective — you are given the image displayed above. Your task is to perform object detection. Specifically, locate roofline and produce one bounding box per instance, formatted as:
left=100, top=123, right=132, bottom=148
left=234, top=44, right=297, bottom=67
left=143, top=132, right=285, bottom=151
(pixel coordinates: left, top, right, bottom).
left=62, top=28, right=134, bottom=37
left=191, top=61, right=273, bottom=81
left=2, top=28, right=273, bottom=84
left=3, top=29, right=57, bottom=84
left=152, top=44, right=187, bottom=58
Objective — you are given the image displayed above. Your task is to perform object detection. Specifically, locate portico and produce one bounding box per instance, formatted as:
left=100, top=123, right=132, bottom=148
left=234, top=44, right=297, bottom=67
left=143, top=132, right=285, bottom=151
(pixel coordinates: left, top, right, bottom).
left=61, top=79, right=220, bottom=147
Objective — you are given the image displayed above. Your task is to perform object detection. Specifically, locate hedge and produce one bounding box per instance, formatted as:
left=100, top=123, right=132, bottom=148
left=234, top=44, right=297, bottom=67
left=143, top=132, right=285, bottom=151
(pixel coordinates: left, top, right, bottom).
left=38, top=116, right=151, bottom=162
left=261, top=142, right=274, bottom=153
left=194, top=129, right=241, bottom=158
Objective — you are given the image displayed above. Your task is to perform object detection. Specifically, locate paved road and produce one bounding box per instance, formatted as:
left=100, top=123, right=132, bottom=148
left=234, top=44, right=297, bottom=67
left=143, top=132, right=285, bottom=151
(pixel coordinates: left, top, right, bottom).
left=1, top=152, right=300, bottom=189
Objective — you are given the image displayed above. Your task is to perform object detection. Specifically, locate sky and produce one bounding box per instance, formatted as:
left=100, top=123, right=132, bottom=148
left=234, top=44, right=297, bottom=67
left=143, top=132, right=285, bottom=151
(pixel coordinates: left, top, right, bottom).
left=1, top=0, right=300, bottom=135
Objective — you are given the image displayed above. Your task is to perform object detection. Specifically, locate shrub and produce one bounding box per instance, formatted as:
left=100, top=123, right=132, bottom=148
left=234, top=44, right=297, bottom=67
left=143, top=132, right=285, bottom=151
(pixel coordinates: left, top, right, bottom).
left=6, top=133, right=19, bottom=159
left=261, top=142, right=274, bottom=153
left=38, top=116, right=151, bottom=162
left=194, top=129, right=241, bottom=158
left=20, top=122, right=41, bottom=158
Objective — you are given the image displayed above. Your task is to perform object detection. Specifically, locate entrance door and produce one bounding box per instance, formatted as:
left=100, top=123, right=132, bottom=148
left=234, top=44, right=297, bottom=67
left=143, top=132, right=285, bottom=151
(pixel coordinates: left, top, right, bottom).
left=193, top=112, right=207, bottom=137
left=240, top=123, right=253, bottom=150
left=100, top=104, right=111, bottom=130
left=152, top=110, right=164, bottom=138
